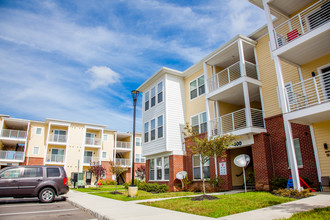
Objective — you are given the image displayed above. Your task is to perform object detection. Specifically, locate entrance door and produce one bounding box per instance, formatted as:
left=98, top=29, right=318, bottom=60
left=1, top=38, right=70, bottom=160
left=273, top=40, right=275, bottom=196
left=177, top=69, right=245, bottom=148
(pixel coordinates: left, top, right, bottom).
left=86, top=172, right=92, bottom=185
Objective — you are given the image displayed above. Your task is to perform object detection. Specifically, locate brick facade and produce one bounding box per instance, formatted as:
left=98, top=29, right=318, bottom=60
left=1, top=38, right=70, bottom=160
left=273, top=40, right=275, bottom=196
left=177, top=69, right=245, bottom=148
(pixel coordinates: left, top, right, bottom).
left=23, top=157, right=44, bottom=165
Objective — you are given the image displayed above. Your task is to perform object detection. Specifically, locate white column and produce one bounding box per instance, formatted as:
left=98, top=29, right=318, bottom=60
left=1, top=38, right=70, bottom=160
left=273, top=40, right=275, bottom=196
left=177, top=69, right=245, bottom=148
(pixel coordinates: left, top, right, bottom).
left=203, top=62, right=212, bottom=139
left=310, top=125, right=322, bottom=185
left=238, top=39, right=252, bottom=127
left=262, top=0, right=277, bottom=51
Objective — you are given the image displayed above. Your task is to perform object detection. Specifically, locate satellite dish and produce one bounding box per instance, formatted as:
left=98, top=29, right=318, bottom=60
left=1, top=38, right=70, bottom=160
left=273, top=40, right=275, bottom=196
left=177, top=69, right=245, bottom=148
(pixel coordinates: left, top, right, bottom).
left=176, top=171, right=187, bottom=180
left=234, top=154, right=250, bottom=168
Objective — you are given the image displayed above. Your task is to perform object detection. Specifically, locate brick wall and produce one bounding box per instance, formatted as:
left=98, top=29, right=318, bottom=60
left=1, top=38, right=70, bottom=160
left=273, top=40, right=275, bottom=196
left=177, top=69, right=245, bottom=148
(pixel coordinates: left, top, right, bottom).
left=265, top=114, right=319, bottom=189
left=23, top=157, right=43, bottom=165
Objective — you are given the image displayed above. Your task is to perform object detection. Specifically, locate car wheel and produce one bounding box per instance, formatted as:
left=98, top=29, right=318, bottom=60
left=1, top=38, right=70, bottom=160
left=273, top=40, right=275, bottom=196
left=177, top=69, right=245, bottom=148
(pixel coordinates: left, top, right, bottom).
left=39, top=188, right=55, bottom=203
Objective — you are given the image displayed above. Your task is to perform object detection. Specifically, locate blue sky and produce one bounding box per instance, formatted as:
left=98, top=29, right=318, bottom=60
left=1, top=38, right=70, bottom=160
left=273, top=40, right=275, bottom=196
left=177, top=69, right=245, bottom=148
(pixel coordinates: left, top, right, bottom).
left=0, top=0, right=265, bottom=132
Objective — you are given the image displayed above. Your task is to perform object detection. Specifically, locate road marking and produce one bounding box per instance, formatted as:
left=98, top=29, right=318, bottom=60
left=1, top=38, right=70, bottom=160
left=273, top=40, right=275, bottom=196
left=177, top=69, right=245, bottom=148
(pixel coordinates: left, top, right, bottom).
left=0, top=203, right=60, bottom=208
left=0, top=208, right=79, bottom=216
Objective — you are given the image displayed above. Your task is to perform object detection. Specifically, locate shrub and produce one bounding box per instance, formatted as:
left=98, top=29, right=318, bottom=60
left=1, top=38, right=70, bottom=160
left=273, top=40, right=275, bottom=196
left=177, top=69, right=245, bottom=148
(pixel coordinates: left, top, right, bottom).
left=123, top=182, right=129, bottom=189
left=137, top=182, right=169, bottom=193
left=106, top=180, right=116, bottom=185
left=273, top=188, right=312, bottom=199
left=270, top=176, right=288, bottom=190
left=158, top=184, right=169, bottom=193
left=187, top=182, right=213, bottom=193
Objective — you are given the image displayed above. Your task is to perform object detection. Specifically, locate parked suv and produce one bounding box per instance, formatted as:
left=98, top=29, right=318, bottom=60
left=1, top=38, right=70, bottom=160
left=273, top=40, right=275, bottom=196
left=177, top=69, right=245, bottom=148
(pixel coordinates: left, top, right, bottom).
left=0, top=166, right=69, bottom=203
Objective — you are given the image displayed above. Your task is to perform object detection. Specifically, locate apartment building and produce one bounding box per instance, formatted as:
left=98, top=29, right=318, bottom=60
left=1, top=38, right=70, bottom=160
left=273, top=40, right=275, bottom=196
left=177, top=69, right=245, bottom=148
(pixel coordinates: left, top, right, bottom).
left=138, top=0, right=329, bottom=191
left=0, top=115, right=144, bottom=185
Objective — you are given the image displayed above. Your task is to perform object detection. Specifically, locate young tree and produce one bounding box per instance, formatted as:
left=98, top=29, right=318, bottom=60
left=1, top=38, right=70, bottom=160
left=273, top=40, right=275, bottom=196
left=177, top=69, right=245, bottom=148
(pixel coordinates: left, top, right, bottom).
left=88, top=162, right=106, bottom=186
left=109, top=161, right=128, bottom=192
left=183, top=123, right=237, bottom=195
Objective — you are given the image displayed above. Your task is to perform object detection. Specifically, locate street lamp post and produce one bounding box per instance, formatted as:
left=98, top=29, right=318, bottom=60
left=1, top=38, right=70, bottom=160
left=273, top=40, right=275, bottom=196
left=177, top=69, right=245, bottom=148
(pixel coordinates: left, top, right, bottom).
left=131, top=90, right=140, bottom=186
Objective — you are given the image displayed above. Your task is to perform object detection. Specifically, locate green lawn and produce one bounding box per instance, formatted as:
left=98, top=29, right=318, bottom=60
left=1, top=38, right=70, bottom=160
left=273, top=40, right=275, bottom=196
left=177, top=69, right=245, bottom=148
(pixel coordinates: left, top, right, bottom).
left=92, top=190, right=200, bottom=201
left=141, top=192, right=296, bottom=218
left=71, top=185, right=125, bottom=193
left=285, top=206, right=330, bottom=220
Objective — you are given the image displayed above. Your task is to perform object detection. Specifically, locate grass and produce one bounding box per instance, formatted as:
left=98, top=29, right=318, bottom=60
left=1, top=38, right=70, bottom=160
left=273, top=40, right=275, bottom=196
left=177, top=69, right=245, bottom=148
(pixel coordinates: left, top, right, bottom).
left=285, top=206, right=330, bottom=220
left=141, top=192, right=296, bottom=218
left=71, top=185, right=125, bottom=192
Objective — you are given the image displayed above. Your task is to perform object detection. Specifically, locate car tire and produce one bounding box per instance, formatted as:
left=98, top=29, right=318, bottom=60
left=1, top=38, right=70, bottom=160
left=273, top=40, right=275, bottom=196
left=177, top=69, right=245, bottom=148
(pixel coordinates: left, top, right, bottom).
left=39, top=187, right=55, bottom=203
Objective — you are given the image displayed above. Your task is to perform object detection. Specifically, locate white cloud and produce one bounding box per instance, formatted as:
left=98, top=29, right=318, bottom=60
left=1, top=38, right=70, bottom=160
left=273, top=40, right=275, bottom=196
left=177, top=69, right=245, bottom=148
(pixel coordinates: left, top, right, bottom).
left=86, top=66, right=120, bottom=89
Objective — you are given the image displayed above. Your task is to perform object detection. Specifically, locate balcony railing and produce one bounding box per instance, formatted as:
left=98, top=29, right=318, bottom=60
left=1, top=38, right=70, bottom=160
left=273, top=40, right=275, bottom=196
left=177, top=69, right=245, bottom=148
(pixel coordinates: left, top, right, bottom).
left=0, top=150, right=24, bottom=161
left=209, top=108, right=265, bottom=136
left=115, top=158, right=131, bottom=166
left=46, top=154, right=65, bottom=163
left=285, top=71, right=330, bottom=112
left=83, top=156, right=99, bottom=164
left=48, top=134, right=67, bottom=143
left=85, top=137, right=101, bottom=146
left=207, top=61, right=258, bottom=92
left=0, top=129, right=27, bottom=139
left=274, top=0, right=329, bottom=49
left=116, top=141, right=132, bottom=149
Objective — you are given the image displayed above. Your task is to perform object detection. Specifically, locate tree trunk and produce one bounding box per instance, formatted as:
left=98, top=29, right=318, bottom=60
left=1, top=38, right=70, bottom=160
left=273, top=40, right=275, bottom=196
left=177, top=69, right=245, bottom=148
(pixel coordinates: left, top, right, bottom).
left=115, top=179, right=118, bottom=192
left=201, top=163, right=206, bottom=195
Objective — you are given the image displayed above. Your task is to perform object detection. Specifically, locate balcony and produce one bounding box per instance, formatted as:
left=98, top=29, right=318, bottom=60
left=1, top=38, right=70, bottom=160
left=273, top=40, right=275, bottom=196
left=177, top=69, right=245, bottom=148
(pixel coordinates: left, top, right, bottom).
left=208, top=61, right=259, bottom=93
left=85, top=137, right=101, bottom=146
left=209, top=108, right=265, bottom=136
left=45, top=154, right=65, bottom=164
left=0, top=129, right=27, bottom=140
left=115, top=158, right=131, bottom=167
left=284, top=71, right=330, bottom=124
left=116, top=141, right=132, bottom=150
left=48, top=134, right=67, bottom=144
left=83, top=156, right=99, bottom=165
left=272, top=0, right=330, bottom=64
left=0, top=150, right=24, bottom=161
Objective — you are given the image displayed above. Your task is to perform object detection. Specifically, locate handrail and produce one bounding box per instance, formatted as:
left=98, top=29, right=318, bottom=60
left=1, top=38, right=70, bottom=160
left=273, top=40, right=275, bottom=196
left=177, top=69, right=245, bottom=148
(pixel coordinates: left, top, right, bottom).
left=0, top=129, right=27, bottom=139
left=0, top=150, right=24, bottom=160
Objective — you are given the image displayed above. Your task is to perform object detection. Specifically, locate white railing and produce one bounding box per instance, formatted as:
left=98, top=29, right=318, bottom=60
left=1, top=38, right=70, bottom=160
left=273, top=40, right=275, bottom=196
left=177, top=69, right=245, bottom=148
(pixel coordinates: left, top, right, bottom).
left=207, top=61, right=258, bottom=92
left=83, top=156, right=99, bottom=164
left=0, top=129, right=27, bottom=139
left=46, top=154, right=65, bottom=163
left=285, top=71, right=330, bottom=112
left=210, top=108, right=264, bottom=136
left=116, top=141, right=132, bottom=149
left=115, top=158, right=131, bottom=166
left=273, top=0, right=329, bottom=49
left=85, top=137, right=101, bottom=146
left=48, top=134, right=67, bottom=143
left=0, top=150, right=24, bottom=161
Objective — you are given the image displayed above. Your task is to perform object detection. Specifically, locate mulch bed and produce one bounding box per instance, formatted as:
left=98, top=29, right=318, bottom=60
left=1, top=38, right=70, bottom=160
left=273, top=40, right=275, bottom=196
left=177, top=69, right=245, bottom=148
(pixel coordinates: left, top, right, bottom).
left=191, top=194, right=219, bottom=201
left=110, top=191, right=123, bottom=195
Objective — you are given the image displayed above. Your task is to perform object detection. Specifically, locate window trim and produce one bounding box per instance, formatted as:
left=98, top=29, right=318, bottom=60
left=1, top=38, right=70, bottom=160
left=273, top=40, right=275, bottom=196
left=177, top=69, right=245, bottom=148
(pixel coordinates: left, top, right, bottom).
left=32, top=146, right=40, bottom=155
left=144, top=91, right=150, bottom=111
left=150, top=119, right=156, bottom=141
left=157, top=81, right=163, bottom=104
left=190, top=111, right=207, bottom=134
left=103, top=134, right=108, bottom=141
left=149, top=156, right=169, bottom=181
left=157, top=115, right=164, bottom=139
left=135, top=137, right=142, bottom=147
left=189, top=75, right=205, bottom=100
left=36, top=127, right=42, bottom=135
left=102, top=151, right=107, bottom=159
left=151, top=87, right=156, bottom=107
left=192, top=154, right=210, bottom=181
left=144, top=122, right=149, bottom=143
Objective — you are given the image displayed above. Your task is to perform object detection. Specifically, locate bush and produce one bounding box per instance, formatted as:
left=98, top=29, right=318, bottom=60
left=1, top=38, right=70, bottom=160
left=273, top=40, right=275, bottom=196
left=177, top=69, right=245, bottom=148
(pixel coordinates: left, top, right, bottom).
left=137, top=182, right=169, bottom=193
left=106, top=180, right=116, bottom=185
left=273, top=188, right=312, bottom=199
left=187, top=182, right=213, bottom=193
left=270, top=176, right=288, bottom=190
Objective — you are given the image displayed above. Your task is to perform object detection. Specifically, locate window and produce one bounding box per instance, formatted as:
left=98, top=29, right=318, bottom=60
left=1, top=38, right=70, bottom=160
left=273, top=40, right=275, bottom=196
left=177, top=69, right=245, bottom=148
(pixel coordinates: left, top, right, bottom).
left=141, top=156, right=146, bottom=163
left=103, top=134, right=108, bottom=141
left=47, top=168, right=60, bottom=177
left=33, top=146, right=39, bottom=155
left=36, top=127, right=42, bottom=135
left=164, top=157, right=169, bottom=180
left=151, top=87, right=156, bottom=107
left=192, top=155, right=210, bottom=180
left=136, top=137, right=141, bottom=147
left=102, top=152, right=107, bottom=159
left=145, top=91, right=150, bottom=111
left=86, top=133, right=95, bottom=144
left=150, top=159, right=155, bottom=180
left=84, top=151, right=93, bottom=163
left=157, top=116, right=163, bottom=138
left=23, top=167, right=43, bottom=178
left=157, top=82, right=163, bottom=103
left=191, top=112, right=207, bottom=134
left=53, top=130, right=67, bottom=142
left=0, top=168, right=20, bottom=179
left=135, top=154, right=141, bottom=163
left=144, top=122, right=149, bottom=143
left=150, top=119, right=156, bottom=141
left=149, top=157, right=169, bottom=181
left=190, top=76, right=205, bottom=100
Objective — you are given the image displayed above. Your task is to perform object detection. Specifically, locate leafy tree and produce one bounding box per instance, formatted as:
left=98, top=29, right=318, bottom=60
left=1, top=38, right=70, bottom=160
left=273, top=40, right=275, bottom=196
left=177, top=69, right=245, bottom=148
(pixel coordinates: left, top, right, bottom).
left=88, top=162, right=106, bottom=186
left=109, top=161, right=128, bottom=192
left=183, top=123, right=237, bottom=195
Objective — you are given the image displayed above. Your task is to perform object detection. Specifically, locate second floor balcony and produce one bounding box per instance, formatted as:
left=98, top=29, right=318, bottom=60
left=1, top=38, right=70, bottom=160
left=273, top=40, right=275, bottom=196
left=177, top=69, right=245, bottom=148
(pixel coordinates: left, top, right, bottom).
left=116, top=141, right=132, bottom=150
left=115, top=158, right=131, bottom=167
left=85, top=137, right=101, bottom=146
left=83, top=156, right=100, bottom=165
left=45, top=154, right=65, bottom=164
left=0, top=150, right=24, bottom=162
left=0, top=129, right=27, bottom=140
left=209, top=108, right=265, bottom=137
left=48, top=134, right=67, bottom=144
left=284, top=70, right=330, bottom=123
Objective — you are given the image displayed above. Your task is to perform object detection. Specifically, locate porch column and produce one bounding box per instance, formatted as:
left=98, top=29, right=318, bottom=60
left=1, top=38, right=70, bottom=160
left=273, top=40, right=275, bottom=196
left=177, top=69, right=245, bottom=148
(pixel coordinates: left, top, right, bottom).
left=203, top=62, right=212, bottom=139
left=238, top=39, right=252, bottom=127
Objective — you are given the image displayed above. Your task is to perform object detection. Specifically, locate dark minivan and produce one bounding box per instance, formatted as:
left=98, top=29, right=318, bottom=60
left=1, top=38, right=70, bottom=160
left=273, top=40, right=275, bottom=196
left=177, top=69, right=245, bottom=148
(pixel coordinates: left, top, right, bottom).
left=0, top=166, right=69, bottom=203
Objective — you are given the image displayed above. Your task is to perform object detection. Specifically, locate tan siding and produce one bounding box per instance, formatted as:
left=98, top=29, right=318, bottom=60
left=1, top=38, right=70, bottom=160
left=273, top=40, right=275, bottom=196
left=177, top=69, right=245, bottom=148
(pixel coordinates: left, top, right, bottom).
left=301, top=54, right=330, bottom=80
left=313, top=120, right=330, bottom=177
left=26, top=122, right=47, bottom=158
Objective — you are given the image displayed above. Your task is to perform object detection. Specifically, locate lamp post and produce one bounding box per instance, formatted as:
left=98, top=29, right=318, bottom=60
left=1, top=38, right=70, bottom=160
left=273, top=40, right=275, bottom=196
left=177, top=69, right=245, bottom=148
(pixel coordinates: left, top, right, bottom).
left=131, top=90, right=140, bottom=186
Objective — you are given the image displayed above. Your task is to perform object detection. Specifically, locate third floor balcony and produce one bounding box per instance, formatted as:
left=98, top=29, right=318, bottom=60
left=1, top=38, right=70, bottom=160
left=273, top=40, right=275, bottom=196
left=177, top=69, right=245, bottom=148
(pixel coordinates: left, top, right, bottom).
left=48, top=134, right=67, bottom=144
left=85, top=137, right=101, bottom=146
left=0, top=129, right=27, bottom=141
left=116, top=141, right=132, bottom=151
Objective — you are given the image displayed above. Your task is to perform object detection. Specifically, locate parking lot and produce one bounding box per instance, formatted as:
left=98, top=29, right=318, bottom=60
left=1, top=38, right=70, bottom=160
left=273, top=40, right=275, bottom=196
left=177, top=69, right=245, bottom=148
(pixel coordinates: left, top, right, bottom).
left=0, top=197, right=95, bottom=220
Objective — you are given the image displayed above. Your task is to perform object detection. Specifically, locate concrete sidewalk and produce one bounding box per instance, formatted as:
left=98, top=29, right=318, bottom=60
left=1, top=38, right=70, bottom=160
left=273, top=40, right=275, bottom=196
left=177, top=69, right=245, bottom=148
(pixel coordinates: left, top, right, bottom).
left=66, top=190, right=330, bottom=220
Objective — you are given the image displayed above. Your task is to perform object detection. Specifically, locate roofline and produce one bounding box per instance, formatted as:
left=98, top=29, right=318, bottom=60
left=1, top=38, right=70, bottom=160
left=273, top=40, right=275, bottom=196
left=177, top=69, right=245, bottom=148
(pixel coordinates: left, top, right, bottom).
left=45, top=118, right=107, bottom=128
left=137, top=67, right=183, bottom=92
